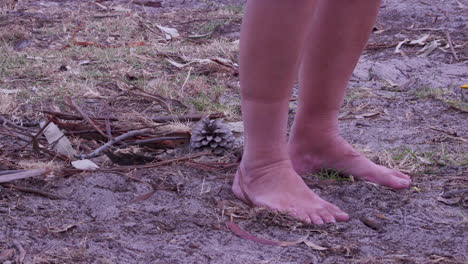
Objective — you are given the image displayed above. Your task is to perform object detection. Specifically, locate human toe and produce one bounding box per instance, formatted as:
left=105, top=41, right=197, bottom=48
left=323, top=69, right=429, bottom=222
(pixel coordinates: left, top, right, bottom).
left=309, top=213, right=324, bottom=225
left=390, top=174, right=411, bottom=189
left=289, top=210, right=312, bottom=225
left=319, top=212, right=336, bottom=224
left=324, top=203, right=349, bottom=222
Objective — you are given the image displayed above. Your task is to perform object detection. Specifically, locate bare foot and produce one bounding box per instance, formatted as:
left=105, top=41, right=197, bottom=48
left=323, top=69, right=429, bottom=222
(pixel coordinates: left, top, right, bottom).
left=232, top=159, right=349, bottom=225
left=289, top=136, right=411, bottom=189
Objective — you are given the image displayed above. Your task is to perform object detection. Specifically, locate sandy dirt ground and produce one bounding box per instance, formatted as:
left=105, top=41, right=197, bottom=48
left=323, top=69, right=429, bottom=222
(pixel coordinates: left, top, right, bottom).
left=0, top=0, right=467, bottom=263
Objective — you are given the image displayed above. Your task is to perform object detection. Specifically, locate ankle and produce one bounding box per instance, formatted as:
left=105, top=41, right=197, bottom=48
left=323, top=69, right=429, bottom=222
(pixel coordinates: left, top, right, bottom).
left=290, top=112, right=339, bottom=141
left=240, top=151, right=292, bottom=176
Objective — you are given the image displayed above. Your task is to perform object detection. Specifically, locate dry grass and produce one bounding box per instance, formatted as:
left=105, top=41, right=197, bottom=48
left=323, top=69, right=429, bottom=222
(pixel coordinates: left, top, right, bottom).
left=0, top=94, right=16, bottom=114
left=0, top=4, right=241, bottom=118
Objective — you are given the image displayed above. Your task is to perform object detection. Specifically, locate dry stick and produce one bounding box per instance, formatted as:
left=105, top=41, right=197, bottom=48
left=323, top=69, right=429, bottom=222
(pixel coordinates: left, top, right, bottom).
left=66, top=97, right=109, bottom=140
left=441, top=188, right=468, bottom=198
left=97, top=151, right=210, bottom=172
left=445, top=32, right=459, bottom=61
left=428, top=126, right=467, bottom=143
left=13, top=240, right=26, bottom=264
left=405, top=27, right=452, bottom=32
left=0, top=125, right=34, bottom=137
left=126, top=87, right=172, bottom=111
left=0, top=168, right=50, bottom=183
left=127, top=136, right=187, bottom=145
left=0, top=170, right=25, bottom=176
left=75, top=128, right=152, bottom=159
left=19, top=119, right=52, bottom=151
left=0, top=116, right=35, bottom=132
left=65, top=129, right=129, bottom=135
left=1, top=183, right=64, bottom=200
left=151, top=113, right=225, bottom=123
left=42, top=110, right=225, bottom=123
left=105, top=118, right=113, bottom=140
left=43, top=110, right=118, bottom=121
left=129, top=85, right=189, bottom=109
left=0, top=131, right=31, bottom=142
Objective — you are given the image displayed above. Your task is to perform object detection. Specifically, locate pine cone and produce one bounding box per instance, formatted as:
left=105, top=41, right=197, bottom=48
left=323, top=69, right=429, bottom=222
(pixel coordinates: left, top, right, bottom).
left=190, top=117, right=235, bottom=154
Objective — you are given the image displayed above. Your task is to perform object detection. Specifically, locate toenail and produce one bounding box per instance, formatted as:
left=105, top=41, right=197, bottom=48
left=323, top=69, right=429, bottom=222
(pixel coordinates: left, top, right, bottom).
left=399, top=179, right=410, bottom=185
left=338, top=212, right=348, bottom=217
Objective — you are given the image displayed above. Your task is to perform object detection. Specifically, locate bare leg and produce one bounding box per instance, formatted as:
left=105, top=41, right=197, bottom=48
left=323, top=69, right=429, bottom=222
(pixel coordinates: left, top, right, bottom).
left=232, top=0, right=349, bottom=225
left=289, top=0, right=411, bottom=189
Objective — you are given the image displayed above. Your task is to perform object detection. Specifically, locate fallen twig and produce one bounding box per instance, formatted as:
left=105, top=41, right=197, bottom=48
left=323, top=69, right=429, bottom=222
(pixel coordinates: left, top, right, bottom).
left=67, top=97, right=108, bottom=140
left=151, top=113, right=225, bottom=123
left=405, top=27, right=453, bottom=32
left=0, top=130, right=31, bottom=142
left=1, top=183, right=63, bottom=200
left=428, top=126, right=467, bottom=143
left=19, top=119, right=52, bottom=151
left=97, top=151, right=210, bottom=171
left=127, top=86, right=188, bottom=110
left=75, top=128, right=152, bottom=159
left=13, top=240, right=25, bottom=264
left=0, top=170, right=24, bottom=176
left=360, top=216, right=383, bottom=232
left=225, top=221, right=328, bottom=250
left=128, top=136, right=187, bottom=145
left=42, top=110, right=225, bottom=123
left=226, top=221, right=300, bottom=246
left=43, top=110, right=118, bottom=121
left=441, top=188, right=468, bottom=198
left=445, top=32, right=459, bottom=61
left=0, top=168, right=50, bottom=183
left=105, top=118, right=113, bottom=140
left=0, top=116, right=35, bottom=132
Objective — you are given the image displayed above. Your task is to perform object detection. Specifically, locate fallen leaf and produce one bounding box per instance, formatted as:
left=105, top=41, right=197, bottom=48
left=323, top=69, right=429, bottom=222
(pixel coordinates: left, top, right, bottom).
left=133, top=0, right=162, bottom=8
left=0, top=168, right=50, bottom=183
left=226, top=221, right=300, bottom=246
left=41, top=121, right=77, bottom=158
left=130, top=189, right=157, bottom=203
left=71, top=160, right=99, bottom=170
left=394, top=38, right=410, bottom=59
left=409, top=34, right=430, bottom=45
left=0, top=89, right=19, bottom=94
left=157, top=25, right=180, bottom=40
left=436, top=196, right=461, bottom=205
left=375, top=213, right=388, bottom=220
left=303, top=240, right=328, bottom=251
left=166, top=58, right=190, bottom=68
left=355, top=112, right=380, bottom=119
left=416, top=156, right=433, bottom=165
left=78, top=60, right=91, bottom=66
left=441, top=188, right=468, bottom=198
left=226, top=221, right=328, bottom=249
left=360, top=216, right=383, bottom=231
left=49, top=223, right=79, bottom=233
left=112, top=6, right=132, bottom=12
left=188, top=32, right=212, bottom=39
left=417, top=40, right=440, bottom=57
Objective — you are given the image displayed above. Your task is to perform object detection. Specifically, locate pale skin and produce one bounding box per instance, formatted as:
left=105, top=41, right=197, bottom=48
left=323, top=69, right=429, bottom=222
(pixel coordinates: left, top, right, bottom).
left=232, top=0, right=412, bottom=225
